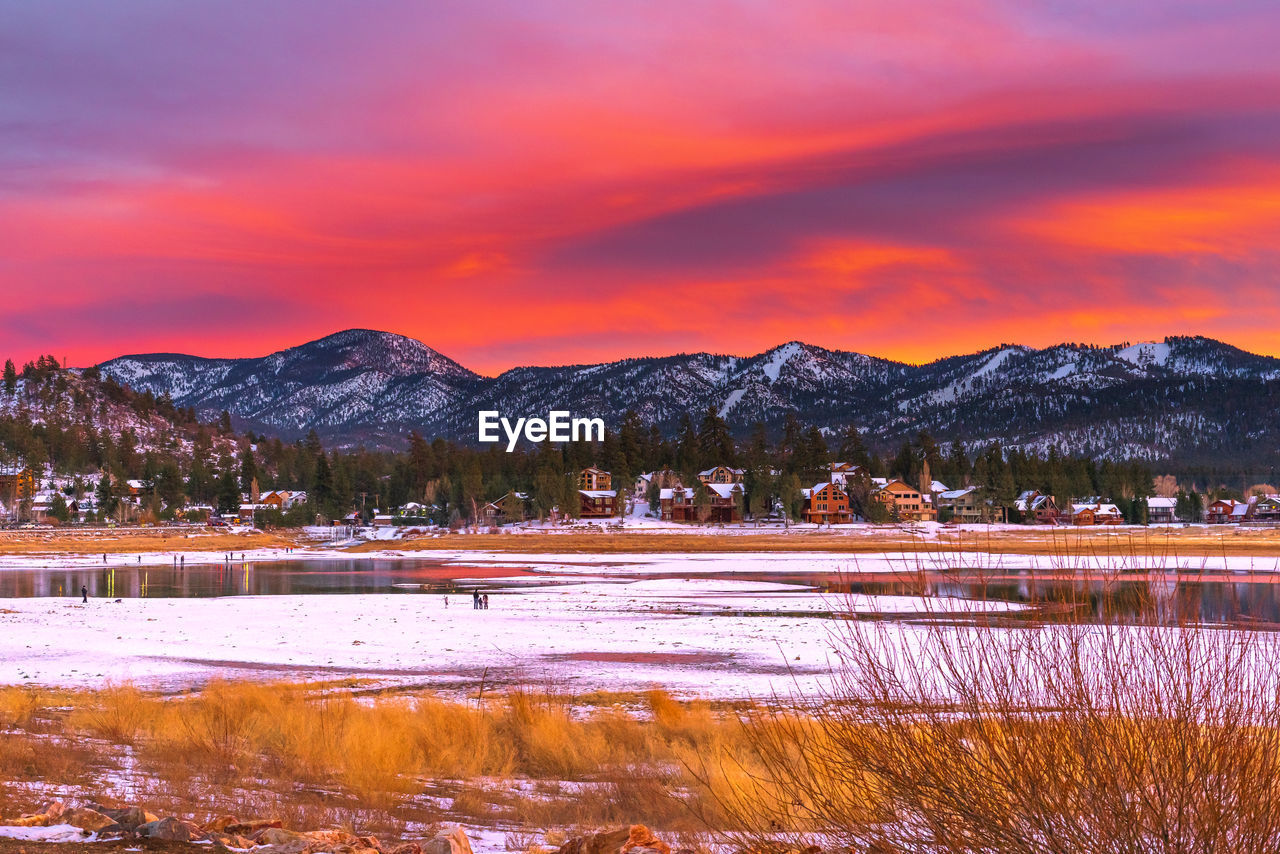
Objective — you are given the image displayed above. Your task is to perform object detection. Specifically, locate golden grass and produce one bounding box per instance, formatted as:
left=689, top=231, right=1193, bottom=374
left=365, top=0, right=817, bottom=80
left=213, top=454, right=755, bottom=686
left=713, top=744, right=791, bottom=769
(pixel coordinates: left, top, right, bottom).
left=348, top=525, right=1280, bottom=557
left=5, top=680, right=748, bottom=832
left=0, top=529, right=297, bottom=556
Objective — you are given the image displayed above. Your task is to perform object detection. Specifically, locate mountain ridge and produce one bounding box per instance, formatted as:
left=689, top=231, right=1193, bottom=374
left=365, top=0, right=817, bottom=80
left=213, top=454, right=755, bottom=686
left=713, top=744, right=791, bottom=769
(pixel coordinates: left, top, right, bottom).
left=98, top=330, right=1280, bottom=466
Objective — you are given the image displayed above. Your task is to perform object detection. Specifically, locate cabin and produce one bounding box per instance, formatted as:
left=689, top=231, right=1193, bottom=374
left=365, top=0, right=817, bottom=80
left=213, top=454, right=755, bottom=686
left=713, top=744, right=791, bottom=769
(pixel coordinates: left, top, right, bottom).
left=936, top=487, right=1006, bottom=524
left=1206, top=499, right=1245, bottom=524
left=124, top=479, right=150, bottom=498
left=801, top=482, right=852, bottom=525
left=1015, top=490, right=1059, bottom=524
left=704, top=482, right=745, bottom=523
left=875, top=479, right=936, bottom=522
left=1145, top=496, right=1178, bottom=524
left=260, top=490, right=307, bottom=510
left=578, top=467, right=612, bottom=491
left=659, top=485, right=696, bottom=522
left=30, top=492, right=76, bottom=524
left=697, top=466, right=745, bottom=485
left=578, top=489, right=617, bottom=518
left=1065, top=502, right=1124, bottom=526
left=1251, top=495, right=1280, bottom=525
left=0, top=466, right=35, bottom=506
left=828, top=462, right=866, bottom=486
left=481, top=491, right=529, bottom=525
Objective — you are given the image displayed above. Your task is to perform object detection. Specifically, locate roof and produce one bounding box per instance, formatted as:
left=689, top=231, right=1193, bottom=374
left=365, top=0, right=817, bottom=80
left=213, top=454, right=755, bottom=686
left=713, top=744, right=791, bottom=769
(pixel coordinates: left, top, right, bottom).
left=930, top=480, right=949, bottom=493
left=1069, top=502, right=1122, bottom=516
left=1146, top=497, right=1177, bottom=509
left=939, top=487, right=978, bottom=500
left=659, top=487, right=691, bottom=499
left=579, top=490, right=616, bottom=499
left=705, top=483, right=743, bottom=499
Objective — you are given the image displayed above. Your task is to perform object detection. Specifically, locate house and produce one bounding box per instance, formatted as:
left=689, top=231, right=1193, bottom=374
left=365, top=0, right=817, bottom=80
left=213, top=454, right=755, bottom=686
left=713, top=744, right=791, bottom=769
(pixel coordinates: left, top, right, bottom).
left=124, top=479, right=150, bottom=498
left=1207, top=499, right=1246, bottom=524
left=238, top=503, right=272, bottom=523
left=1146, top=496, right=1178, bottom=524
left=801, top=482, right=852, bottom=525
left=875, top=479, right=936, bottom=522
left=659, top=485, right=697, bottom=521
left=829, top=462, right=866, bottom=486
left=1251, top=495, right=1280, bottom=525
left=30, top=491, right=76, bottom=523
left=372, top=514, right=396, bottom=527
left=636, top=469, right=681, bottom=497
left=704, top=482, right=745, bottom=523
left=1015, top=490, right=1059, bottom=524
left=481, top=491, right=529, bottom=525
left=1230, top=500, right=1256, bottom=524
left=0, top=466, right=35, bottom=507
left=578, top=489, right=617, bottom=518
left=578, top=467, right=612, bottom=491
left=1065, top=502, right=1125, bottom=526
left=260, top=490, right=306, bottom=510
left=936, top=487, right=1006, bottom=524
left=697, top=466, right=745, bottom=485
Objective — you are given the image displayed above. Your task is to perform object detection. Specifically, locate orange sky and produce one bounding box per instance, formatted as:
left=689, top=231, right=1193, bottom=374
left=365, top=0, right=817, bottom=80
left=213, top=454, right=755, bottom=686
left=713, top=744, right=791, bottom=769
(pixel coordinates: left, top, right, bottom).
left=2, top=1, right=1280, bottom=373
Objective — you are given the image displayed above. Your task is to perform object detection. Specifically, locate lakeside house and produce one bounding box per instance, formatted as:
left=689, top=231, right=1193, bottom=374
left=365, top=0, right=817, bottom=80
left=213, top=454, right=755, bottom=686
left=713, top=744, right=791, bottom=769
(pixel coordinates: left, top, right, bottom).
left=801, top=481, right=852, bottom=524
left=578, top=467, right=612, bottom=491
left=1064, top=502, right=1124, bottom=526
left=1146, top=496, right=1178, bottom=523
left=875, top=479, right=936, bottom=522
left=1015, top=490, right=1059, bottom=524
left=936, top=487, right=1006, bottom=524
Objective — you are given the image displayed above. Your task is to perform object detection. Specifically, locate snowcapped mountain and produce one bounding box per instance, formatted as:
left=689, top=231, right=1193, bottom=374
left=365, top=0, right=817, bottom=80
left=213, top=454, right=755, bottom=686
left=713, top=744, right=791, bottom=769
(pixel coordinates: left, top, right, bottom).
left=99, top=332, right=1280, bottom=464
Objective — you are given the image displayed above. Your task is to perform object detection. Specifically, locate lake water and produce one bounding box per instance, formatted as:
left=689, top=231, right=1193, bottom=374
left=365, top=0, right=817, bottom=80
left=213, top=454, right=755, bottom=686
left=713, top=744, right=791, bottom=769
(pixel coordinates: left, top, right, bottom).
left=5, top=557, right=1280, bottom=625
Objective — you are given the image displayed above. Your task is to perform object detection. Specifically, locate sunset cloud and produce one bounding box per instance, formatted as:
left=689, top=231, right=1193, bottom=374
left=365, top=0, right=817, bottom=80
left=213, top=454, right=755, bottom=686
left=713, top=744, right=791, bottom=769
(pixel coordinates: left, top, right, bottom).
left=2, top=1, right=1279, bottom=371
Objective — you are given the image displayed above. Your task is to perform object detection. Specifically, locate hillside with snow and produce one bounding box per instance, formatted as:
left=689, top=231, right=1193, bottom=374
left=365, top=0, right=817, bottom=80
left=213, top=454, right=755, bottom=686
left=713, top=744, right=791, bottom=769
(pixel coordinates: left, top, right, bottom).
left=99, top=332, right=1280, bottom=465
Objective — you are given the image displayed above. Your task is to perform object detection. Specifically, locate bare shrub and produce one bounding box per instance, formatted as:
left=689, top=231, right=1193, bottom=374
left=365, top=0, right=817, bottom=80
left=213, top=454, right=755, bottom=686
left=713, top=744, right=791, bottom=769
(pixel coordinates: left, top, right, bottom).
left=704, top=573, right=1280, bottom=853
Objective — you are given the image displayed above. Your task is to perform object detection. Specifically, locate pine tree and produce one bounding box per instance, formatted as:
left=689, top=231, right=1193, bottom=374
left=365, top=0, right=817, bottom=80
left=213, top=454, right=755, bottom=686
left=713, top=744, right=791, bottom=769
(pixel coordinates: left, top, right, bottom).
left=838, top=425, right=871, bottom=470
left=3, top=359, right=15, bottom=395
left=697, top=405, right=735, bottom=466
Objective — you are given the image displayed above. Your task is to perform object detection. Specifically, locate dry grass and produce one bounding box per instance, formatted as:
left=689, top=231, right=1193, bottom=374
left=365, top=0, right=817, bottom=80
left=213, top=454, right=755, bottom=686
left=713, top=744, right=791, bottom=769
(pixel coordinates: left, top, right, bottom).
left=0, top=529, right=296, bottom=556
left=2, top=681, right=747, bottom=834
left=355, top=526, right=1280, bottom=558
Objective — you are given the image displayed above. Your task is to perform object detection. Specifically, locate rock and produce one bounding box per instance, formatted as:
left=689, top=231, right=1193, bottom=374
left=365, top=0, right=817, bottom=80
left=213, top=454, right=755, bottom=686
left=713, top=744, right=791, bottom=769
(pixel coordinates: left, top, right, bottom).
left=41, top=802, right=67, bottom=821
left=556, top=828, right=631, bottom=854
left=255, top=826, right=311, bottom=853
left=138, top=817, right=201, bottom=842
left=205, top=814, right=241, bottom=833
left=209, top=831, right=257, bottom=850
left=620, top=826, right=670, bottom=854
left=423, top=826, right=473, bottom=854
left=229, top=818, right=285, bottom=836
left=64, top=807, right=117, bottom=832
left=390, top=844, right=423, bottom=854
left=114, top=806, right=160, bottom=830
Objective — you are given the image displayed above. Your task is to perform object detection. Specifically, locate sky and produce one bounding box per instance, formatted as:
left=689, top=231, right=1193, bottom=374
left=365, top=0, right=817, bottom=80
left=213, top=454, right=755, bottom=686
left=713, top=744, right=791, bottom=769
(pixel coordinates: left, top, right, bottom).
left=2, top=0, right=1280, bottom=375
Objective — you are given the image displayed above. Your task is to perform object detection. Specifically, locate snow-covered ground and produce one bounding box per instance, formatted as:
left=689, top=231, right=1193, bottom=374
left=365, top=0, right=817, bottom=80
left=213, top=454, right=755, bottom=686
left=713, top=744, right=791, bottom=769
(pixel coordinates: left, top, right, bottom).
left=0, top=572, right=1021, bottom=698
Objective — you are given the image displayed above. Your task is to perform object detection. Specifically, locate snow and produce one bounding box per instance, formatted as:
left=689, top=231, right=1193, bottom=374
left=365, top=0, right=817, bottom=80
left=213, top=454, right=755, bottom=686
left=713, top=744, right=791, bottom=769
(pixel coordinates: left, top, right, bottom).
left=717, top=387, right=746, bottom=417
left=1115, top=341, right=1172, bottom=368
left=760, top=342, right=803, bottom=382
left=0, top=561, right=1025, bottom=699
left=0, top=824, right=91, bottom=842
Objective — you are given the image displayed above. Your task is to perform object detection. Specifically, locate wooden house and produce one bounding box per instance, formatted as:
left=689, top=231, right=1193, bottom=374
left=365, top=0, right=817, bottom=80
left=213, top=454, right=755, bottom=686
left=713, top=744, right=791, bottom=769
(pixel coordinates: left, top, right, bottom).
left=578, top=489, right=617, bottom=518
left=801, top=482, right=852, bottom=524
left=1065, top=502, right=1124, bottom=526
left=1145, top=496, right=1178, bottom=524
left=1015, top=490, right=1059, bottom=524
left=659, top=485, right=696, bottom=521
left=875, top=479, right=936, bottom=522
left=697, top=466, right=745, bottom=485
left=578, top=467, right=612, bottom=491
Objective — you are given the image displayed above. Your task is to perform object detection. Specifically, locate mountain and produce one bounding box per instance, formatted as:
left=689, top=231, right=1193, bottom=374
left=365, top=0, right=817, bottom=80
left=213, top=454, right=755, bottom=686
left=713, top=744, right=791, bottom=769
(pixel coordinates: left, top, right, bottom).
left=99, top=331, right=1280, bottom=465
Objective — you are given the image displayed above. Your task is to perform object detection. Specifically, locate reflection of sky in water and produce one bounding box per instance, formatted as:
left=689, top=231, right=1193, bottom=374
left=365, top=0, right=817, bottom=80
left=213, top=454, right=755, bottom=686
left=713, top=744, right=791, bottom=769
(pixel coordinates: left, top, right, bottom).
left=3, top=560, right=1280, bottom=624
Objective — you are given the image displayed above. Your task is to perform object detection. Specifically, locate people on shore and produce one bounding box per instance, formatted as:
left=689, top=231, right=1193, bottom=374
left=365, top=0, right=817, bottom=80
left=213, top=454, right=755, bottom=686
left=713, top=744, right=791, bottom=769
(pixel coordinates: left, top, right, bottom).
left=80, top=585, right=87, bottom=604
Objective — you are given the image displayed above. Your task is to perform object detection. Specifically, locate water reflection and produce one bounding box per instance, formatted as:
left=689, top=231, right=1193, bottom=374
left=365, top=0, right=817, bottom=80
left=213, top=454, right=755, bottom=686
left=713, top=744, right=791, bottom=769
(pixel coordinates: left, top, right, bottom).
left=4, top=560, right=1280, bottom=625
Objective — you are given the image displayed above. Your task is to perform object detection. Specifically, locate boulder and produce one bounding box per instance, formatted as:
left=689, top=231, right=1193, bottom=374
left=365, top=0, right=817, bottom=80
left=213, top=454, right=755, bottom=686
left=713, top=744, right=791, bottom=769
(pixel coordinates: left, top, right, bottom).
left=389, top=844, right=423, bottom=854
left=138, top=817, right=201, bottom=842
left=254, top=826, right=312, bottom=853
left=205, top=814, right=242, bottom=833
left=620, top=826, right=670, bottom=854
left=229, top=818, right=285, bottom=836
left=4, top=801, right=68, bottom=827
left=556, top=828, right=631, bottom=854
left=114, top=806, right=160, bottom=830
left=64, top=807, right=117, bottom=832
left=423, top=826, right=473, bottom=854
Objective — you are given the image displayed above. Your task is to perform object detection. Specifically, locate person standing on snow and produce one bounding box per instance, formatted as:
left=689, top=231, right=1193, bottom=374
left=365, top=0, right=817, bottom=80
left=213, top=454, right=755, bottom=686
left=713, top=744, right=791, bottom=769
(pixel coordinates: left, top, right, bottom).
left=81, top=585, right=88, bottom=604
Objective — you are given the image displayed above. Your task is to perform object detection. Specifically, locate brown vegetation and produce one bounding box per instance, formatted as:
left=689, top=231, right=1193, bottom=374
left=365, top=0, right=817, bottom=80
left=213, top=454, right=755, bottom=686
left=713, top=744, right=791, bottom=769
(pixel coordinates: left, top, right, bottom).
left=0, top=529, right=296, bottom=556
